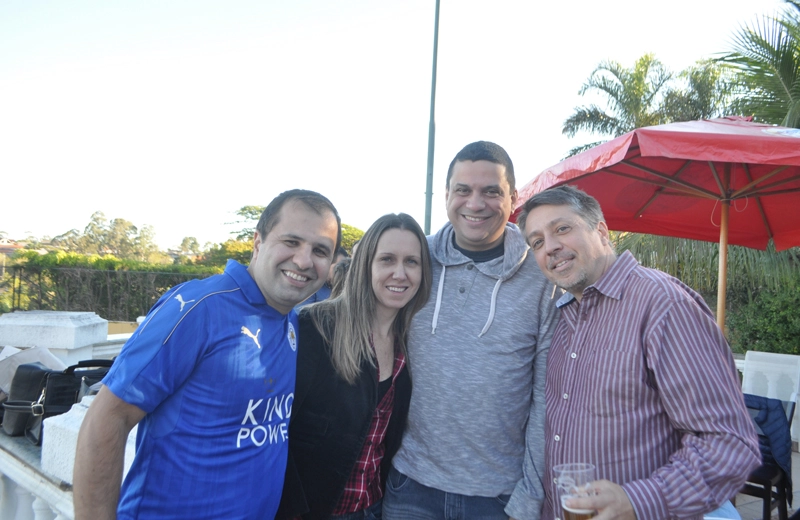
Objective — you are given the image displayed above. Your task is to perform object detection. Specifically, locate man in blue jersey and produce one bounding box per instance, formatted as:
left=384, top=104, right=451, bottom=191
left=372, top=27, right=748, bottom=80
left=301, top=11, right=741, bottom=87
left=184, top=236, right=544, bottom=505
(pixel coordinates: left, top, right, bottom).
left=74, top=189, right=341, bottom=520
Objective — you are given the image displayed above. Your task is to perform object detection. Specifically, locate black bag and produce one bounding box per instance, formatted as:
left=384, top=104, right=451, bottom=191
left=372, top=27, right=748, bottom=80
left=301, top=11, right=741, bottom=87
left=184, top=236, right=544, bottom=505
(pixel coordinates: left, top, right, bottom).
left=2, top=362, right=49, bottom=436
left=1, top=359, right=113, bottom=445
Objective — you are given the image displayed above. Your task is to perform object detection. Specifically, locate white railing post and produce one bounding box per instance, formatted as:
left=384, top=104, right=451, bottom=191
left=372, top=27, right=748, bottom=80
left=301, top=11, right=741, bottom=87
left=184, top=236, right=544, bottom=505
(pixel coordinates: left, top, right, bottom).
left=32, top=496, right=57, bottom=520
left=0, top=475, right=18, bottom=520
left=14, top=485, right=35, bottom=520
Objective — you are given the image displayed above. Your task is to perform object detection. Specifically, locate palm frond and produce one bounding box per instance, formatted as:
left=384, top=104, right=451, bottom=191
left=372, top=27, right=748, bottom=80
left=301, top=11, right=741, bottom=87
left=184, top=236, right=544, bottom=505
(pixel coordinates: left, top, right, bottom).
left=562, top=106, right=623, bottom=137
left=722, top=11, right=800, bottom=126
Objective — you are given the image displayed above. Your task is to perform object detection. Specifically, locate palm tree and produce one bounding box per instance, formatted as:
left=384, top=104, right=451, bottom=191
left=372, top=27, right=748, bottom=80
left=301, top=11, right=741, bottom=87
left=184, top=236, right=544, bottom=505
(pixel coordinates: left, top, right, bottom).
left=661, top=60, right=736, bottom=122
left=562, top=56, right=734, bottom=157
left=721, top=0, right=800, bottom=127
left=562, top=54, right=672, bottom=156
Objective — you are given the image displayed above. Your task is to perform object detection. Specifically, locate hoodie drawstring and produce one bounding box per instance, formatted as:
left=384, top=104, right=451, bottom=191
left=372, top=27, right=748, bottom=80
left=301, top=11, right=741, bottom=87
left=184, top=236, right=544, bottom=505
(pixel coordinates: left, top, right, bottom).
left=431, top=266, right=446, bottom=334
left=478, top=278, right=502, bottom=337
left=430, top=265, right=503, bottom=337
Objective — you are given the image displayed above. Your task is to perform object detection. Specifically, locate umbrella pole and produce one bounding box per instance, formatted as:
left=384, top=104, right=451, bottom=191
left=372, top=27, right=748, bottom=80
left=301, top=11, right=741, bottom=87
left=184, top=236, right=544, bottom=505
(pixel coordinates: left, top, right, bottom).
left=716, top=202, right=729, bottom=331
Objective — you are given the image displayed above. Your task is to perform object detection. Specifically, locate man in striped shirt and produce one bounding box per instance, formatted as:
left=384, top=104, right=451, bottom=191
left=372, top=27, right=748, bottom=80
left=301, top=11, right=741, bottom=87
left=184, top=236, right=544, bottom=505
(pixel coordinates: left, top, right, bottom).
left=518, top=186, right=759, bottom=520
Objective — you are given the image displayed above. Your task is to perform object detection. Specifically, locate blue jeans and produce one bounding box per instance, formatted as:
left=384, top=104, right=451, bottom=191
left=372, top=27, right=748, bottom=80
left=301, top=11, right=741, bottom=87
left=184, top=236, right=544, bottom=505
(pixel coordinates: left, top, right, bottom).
left=382, top=467, right=511, bottom=520
left=330, top=500, right=383, bottom=520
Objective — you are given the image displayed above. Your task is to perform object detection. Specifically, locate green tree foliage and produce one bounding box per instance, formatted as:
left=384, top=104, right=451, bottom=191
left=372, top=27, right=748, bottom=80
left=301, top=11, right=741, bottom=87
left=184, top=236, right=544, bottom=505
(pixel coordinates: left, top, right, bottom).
left=613, top=233, right=800, bottom=296
left=13, top=250, right=218, bottom=275
left=661, top=60, right=736, bottom=122
left=721, top=0, right=800, bottom=127
left=341, top=223, right=364, bottom=253
left=230, top=205, right=265, bottom=240
left=199, top=239, right=253, bottom=266
left=6, top=250, right=221, bottom=320
left=51, top=211, right=169, bottom=263
left=613, top=232, right=800, bottom=352
left=727, top=286, right=800, bottom=355
left=180, top=237, right=201, bottom=255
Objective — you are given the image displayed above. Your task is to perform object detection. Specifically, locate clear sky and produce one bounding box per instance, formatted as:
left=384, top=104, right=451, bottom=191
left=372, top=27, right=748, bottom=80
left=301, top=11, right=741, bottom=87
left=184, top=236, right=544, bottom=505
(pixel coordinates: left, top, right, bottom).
left=0, top=0, right=786, bottom=249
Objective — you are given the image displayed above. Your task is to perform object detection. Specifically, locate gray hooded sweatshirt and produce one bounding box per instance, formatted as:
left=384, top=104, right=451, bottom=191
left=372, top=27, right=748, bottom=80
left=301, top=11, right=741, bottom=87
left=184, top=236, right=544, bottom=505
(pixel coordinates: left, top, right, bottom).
left=392, top=222, right=559, bottom=520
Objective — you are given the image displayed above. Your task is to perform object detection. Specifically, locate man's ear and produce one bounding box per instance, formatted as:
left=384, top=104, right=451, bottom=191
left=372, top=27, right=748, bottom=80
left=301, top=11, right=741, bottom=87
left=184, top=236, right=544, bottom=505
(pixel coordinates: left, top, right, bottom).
left=252, top=232, right=263, bottom=258
left=597, top=221, right=610, bottom=245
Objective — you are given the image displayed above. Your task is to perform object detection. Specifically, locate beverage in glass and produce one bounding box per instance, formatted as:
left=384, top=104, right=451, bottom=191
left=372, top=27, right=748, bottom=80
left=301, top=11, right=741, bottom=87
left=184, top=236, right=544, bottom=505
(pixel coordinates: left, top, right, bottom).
left=553, top=462, right=596, bottom=520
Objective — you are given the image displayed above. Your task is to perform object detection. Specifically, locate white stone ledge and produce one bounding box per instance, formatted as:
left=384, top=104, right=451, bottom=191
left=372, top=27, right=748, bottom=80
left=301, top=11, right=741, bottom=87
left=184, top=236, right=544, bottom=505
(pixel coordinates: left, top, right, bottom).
left=42, top=396, right=137, bottom=485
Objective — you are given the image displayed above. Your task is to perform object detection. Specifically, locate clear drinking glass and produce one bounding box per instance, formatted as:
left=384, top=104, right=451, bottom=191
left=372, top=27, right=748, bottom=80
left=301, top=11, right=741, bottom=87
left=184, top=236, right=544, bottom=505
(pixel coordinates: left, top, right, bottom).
left=553, top=462, right=596, bottom=520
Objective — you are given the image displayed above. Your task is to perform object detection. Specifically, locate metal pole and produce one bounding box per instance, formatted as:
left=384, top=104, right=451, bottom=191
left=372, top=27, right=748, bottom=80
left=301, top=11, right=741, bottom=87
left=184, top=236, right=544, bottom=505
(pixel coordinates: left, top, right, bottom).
left=424, top=0, right=440, bottom=234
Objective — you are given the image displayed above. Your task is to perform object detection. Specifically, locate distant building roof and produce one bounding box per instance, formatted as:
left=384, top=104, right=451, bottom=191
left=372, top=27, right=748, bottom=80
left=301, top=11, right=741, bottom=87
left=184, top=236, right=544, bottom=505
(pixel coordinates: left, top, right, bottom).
left=0, top=238, right=24, bottom=256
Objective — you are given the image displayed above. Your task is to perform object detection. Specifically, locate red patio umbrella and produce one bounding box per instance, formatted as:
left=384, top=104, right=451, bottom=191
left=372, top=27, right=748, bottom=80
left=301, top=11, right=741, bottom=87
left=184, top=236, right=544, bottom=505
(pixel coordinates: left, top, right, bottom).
left=515, top=116, right=800, bottom=328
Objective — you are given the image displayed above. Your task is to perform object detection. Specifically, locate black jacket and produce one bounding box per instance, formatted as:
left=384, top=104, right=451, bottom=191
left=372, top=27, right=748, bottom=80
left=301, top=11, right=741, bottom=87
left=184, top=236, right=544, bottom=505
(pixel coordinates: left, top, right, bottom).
left=276, top=312, right=411, bottom=520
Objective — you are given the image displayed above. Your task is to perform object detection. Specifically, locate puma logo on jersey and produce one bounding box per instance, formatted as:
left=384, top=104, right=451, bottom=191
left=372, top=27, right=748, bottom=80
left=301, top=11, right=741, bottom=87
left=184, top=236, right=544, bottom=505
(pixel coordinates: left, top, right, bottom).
left=242, top=326, right=262, bottom=349
left=174, top=294, right=195, bottom=311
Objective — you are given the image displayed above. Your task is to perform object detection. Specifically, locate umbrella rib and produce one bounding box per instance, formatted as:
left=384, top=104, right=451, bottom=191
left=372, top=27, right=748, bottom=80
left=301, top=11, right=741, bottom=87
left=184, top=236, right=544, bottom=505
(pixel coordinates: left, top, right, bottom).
left=605, top=168, right=719, bottom=200
left=731, top=165, right=790, bottom=198
left=708, top=162, right=726, bottom=196
left=745, top=186, right=800, bottom=197
left=741, top=164, right=774, bottom=241
left=620, top=160, right=719, bottom=198
left=736, top=170, right=800, bottom=198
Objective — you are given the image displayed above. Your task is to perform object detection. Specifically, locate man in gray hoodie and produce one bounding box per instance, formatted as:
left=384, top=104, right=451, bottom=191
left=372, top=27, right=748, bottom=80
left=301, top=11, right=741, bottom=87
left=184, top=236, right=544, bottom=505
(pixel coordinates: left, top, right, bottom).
left=383, top=141, right=559, bottom=520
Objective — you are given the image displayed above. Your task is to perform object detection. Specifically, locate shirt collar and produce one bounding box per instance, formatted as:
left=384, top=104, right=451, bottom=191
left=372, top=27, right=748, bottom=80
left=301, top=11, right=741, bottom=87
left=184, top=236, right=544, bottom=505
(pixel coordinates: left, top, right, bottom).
left=554, top=251, right=638, bottom=308
left=225, top=259, right=270, bottom=307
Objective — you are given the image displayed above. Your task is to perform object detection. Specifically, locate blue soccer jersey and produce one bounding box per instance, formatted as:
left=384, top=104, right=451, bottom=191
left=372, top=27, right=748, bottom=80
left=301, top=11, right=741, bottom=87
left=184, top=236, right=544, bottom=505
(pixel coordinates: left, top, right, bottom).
left=103, top=260, right=298, bottom=520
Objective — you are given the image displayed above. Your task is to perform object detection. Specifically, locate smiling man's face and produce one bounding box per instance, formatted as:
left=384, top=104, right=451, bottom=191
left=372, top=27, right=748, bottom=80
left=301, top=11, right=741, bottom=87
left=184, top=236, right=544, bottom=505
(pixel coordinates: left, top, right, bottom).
left=445, top=160, right=517, bottom=251
left=524, top=204, right=614, bottom=301
left=248, top=199, right=339, bottom=314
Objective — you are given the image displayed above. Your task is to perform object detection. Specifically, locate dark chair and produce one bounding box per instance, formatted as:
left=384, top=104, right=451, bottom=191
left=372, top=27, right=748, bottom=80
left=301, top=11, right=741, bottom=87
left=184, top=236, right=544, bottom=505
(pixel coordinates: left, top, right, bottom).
left=739, top=394, right=795, bottom=520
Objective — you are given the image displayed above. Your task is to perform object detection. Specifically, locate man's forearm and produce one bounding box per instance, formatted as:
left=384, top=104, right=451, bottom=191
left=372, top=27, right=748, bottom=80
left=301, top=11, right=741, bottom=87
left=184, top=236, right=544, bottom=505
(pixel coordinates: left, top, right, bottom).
left=73, top=387, right=142, bottom=520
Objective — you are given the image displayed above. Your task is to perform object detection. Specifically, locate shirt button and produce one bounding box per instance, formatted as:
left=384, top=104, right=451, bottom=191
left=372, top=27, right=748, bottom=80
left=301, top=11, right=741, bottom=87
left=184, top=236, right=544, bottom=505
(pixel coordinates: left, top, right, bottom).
left=467, top=264, right=474, bottom=270
left=554, top=435, right=561, bottom=442
left=459, top=287, right=465, bottom=293
left=570, top=352, right=577, bottom=359
left=563, top=393, right=568, bottom=400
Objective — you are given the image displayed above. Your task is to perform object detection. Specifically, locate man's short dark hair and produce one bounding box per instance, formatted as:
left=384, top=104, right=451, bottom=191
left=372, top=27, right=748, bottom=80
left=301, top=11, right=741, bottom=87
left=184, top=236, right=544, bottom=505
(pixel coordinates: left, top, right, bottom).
left=255, top=189, right=342, bottom=252
left=445, top=141, right=516, bottom=193
left=517, top=185, right=605, bottom=234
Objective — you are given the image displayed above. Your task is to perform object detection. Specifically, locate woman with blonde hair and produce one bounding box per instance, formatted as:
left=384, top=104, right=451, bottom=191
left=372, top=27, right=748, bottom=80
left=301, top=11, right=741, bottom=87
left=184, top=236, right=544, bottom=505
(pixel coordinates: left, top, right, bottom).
left=277, top=213, right=432, bottom=520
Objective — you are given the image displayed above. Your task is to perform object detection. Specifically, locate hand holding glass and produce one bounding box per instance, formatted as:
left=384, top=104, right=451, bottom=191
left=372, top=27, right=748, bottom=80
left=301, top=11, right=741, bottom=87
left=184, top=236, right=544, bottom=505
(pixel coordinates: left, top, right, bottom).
left=553, top=463, right=596, bottom=520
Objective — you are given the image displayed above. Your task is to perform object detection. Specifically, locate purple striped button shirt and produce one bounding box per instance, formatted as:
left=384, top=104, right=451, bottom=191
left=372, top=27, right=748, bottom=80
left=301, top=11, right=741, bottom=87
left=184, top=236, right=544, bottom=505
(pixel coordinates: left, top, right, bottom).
left=543, top=251, right=759, bottom=520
